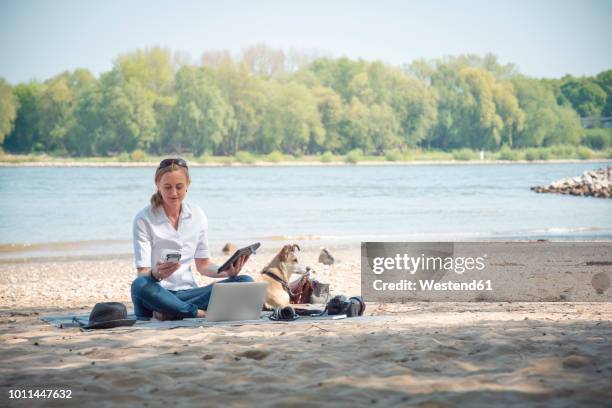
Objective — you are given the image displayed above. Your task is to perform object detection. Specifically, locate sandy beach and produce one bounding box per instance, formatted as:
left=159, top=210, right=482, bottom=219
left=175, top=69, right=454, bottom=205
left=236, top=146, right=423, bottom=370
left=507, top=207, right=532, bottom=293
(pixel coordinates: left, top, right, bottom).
left=1, top=246, right=611, bottom=407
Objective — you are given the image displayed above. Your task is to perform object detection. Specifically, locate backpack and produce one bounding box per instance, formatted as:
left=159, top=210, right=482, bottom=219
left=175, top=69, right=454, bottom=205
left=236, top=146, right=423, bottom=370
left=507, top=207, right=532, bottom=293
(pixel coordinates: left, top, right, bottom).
left=289, top=274, right=314, bottom=304
left=289, top=274, right=331, bottom=304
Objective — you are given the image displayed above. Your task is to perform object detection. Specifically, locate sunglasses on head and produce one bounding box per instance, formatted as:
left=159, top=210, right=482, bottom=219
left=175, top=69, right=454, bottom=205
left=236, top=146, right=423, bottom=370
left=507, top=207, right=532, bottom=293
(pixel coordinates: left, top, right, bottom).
left=158, top=158, right=188, bottom=169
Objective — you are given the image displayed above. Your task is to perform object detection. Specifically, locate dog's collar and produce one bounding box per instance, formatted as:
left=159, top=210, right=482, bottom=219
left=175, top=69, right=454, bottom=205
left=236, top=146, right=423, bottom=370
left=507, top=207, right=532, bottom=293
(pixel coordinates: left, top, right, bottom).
left=262, top=270, right=294, bottom=296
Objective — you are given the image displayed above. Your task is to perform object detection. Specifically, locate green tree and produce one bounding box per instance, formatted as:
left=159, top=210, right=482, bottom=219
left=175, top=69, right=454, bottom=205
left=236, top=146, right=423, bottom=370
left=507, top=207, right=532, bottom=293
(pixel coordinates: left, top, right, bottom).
left=387, top=68, right=437, bottom=147
left=548, top=105, right=582, bottom=145
left=35, top=69, right=97, bottom=153
left=0, top=78, right=18, bottom=145
left=63, top=90, right=98, bottom=155
left=339, top=98, right=369, bottom=152
left=311, top=86, right=344, bottom=152
left=3, top=82, right=44, bottom=152
left=215, top=62, right=267, bottom=155
left=512, top=76, right=581, bottom=147
left=113, top=47, right=176, bottom=151
left=493, top=81, right=525, bottom=147
left=560, top=78, right=606, bottom=117
left=3, top=50, right=605, bottom=157
left=408, top=54, right=518, bottom=81
left=305, top=57, right=369, bottom=102
left=85, top=70, right=158, bottom=155
left=166, top=66, right=233, bottom=155
left=258, top=82, right=323, bottom=154
left=413, top=58, right=524, bottom=150
left=419, top=62, right=465, bottom=150
left=62, top=70, right=101, bottom=155
left=304, top=59, right=437, bottom=151
left=365, top=103, right=400, bottom=154
left=595, top=70, right=612, bottom=116
left=114, top=47, right=174, bottom=95
left=458, top=67, right=518, bottom=149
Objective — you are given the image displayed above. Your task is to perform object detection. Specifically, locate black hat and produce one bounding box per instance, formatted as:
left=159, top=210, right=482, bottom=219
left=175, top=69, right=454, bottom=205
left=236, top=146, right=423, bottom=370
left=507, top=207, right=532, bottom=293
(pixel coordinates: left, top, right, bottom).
left=81, top=302, right=136, bottom=329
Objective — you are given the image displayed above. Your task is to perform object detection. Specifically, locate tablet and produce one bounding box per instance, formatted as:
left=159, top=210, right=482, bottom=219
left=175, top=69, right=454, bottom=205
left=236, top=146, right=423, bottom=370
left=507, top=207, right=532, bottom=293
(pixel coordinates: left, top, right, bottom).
left=217, top=242, right=260, bottom=273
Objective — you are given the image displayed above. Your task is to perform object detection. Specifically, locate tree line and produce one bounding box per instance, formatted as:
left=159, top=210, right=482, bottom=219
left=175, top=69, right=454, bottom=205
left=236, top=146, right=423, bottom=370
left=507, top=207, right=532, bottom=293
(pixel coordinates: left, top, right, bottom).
left=0, top=46, right=610, bottom=157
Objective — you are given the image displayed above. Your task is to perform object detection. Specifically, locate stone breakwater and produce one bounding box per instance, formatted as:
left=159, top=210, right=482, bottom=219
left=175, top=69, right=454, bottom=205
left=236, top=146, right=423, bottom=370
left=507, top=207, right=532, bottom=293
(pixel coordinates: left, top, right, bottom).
left=531, top=166, right=612, bottom=198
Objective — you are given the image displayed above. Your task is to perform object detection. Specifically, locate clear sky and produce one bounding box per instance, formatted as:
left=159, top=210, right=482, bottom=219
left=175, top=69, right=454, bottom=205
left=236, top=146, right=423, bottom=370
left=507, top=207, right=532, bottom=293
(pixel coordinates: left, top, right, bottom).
left=1, top=0, right=611, bottom=84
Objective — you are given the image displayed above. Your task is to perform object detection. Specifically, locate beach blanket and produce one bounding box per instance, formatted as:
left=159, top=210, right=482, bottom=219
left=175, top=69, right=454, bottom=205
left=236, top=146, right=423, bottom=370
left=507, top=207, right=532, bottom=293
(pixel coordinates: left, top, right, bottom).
left=41, top=311, right=385, bottom=331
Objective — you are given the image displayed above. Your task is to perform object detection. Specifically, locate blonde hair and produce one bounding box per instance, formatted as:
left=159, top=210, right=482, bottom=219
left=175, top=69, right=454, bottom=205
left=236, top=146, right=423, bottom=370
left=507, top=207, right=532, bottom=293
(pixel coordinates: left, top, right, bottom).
left=150, top=163, right=191, bottom=209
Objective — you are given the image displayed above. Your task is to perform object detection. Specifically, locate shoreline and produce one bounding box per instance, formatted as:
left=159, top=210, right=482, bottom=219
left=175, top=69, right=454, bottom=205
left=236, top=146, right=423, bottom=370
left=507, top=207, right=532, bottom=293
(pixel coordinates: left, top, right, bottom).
left=1, top=158, right=611, bottom=168
left=3, top=234, right=612, bottom=264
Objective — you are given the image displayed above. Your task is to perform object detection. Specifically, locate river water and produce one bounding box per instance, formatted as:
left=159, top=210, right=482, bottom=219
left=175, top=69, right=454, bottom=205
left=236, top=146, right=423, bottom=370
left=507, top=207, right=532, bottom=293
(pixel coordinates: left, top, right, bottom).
left=0, top=162, right=610, bottom=259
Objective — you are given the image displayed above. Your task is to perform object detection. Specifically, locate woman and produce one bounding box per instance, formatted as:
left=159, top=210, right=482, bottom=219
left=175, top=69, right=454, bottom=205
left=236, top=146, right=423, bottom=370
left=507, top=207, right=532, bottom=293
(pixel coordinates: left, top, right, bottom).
left=131, top=158, right=253, bottom=320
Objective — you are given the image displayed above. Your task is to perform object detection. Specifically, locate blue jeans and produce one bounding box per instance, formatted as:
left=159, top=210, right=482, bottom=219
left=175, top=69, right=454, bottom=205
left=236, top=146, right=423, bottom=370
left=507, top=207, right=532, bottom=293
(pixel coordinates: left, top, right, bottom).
left=130, top=274, right=254, bottom=320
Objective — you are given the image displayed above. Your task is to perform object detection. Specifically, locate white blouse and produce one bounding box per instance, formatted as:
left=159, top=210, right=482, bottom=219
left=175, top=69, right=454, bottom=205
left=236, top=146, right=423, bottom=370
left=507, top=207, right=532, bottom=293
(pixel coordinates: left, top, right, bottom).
left=133, top=201, right=210, bottom=291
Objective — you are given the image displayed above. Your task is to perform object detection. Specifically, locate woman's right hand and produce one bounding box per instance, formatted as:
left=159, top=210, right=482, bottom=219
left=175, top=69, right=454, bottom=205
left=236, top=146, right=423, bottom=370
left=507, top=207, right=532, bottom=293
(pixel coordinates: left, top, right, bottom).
left=154, top=260, right=180, bottom=280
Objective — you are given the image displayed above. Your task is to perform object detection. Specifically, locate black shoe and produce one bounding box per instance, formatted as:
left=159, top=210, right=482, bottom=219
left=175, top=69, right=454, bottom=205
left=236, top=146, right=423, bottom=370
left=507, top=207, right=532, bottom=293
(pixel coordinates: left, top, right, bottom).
left=153, top=311, right=183, bottom=321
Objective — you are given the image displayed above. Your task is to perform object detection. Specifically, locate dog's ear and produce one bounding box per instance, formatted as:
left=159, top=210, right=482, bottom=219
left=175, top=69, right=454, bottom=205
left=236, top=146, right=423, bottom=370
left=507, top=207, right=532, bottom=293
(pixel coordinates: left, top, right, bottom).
left=279, top=245, right=292, bottom=261
left=292, top=244, right=301, bottom=252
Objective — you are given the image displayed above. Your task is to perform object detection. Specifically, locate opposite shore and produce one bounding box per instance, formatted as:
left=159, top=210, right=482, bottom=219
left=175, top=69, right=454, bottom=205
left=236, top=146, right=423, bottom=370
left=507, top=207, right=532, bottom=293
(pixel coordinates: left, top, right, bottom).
left=1, top=158, right=611, bottom=167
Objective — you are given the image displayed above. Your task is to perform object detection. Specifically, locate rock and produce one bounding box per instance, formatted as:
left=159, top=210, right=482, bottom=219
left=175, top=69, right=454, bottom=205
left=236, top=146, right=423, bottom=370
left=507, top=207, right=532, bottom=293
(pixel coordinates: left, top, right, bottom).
left=531, top=166, right=612, bottom=199
left=238, top=350, right=270, bottom=360
left=591, top=272, right=611, bottom=295
left=318, top=249, right=335, bottom=265
left=222, top=243, right=237, bottom=255
left=562, top=355, right=591, bottom=369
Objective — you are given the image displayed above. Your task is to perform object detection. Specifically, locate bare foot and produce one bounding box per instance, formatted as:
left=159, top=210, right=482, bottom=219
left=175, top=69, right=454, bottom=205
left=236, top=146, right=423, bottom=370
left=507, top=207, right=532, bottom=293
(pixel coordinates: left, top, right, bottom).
left=197, top=310, right=206, bottom=318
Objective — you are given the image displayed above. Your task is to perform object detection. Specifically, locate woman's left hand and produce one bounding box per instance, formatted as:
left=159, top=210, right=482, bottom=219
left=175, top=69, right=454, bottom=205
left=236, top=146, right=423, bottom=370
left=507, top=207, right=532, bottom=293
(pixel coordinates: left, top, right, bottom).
left=226, top=254, right=250, bottom=277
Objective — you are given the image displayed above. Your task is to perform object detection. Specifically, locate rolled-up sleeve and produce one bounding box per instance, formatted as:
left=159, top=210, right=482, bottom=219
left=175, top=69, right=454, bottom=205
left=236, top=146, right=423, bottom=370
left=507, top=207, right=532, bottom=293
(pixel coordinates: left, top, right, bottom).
left=194, top=211, right=210, bottom=259
left=133, top=216, right=152, bottom=268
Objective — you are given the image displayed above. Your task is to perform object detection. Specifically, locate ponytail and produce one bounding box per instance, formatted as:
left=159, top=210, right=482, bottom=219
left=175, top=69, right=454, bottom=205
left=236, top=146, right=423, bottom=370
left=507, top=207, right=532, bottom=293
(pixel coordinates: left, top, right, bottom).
left=150, top=190, right=163, bottom=209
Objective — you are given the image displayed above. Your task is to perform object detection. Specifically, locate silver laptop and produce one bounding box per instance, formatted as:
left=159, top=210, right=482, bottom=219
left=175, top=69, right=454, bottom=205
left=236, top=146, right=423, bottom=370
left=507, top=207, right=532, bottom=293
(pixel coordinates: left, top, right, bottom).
left=205, top=282, right=268, bottom=322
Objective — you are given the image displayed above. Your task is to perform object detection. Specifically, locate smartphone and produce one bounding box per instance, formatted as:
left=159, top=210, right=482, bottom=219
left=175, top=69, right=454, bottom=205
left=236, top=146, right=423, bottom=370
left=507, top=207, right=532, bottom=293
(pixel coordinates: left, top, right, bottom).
left=217, top=242, right=260, bottom=273
left=161, top=249, right=182, bottom=263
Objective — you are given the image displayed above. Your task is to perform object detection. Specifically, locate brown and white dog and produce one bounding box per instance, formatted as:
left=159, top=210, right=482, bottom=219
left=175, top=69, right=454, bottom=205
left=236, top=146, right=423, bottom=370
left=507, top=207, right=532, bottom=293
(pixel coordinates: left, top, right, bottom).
left=260, top=244, right=310, bottom=309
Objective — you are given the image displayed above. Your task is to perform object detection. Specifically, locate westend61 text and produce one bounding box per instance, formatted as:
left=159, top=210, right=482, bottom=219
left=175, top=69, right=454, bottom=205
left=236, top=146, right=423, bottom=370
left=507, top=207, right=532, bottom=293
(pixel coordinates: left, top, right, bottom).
left=373, top=279, right=493, bottom=291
